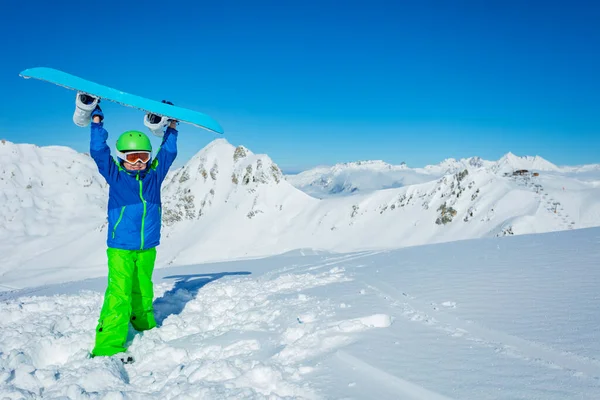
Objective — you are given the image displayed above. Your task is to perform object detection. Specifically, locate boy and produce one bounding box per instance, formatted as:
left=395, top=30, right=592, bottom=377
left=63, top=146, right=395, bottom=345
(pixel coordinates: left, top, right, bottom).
left=88, top=105, right=177, bottom=358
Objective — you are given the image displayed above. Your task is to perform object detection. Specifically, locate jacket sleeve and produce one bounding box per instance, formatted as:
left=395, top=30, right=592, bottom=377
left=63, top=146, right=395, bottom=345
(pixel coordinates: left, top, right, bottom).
left=153, top=126, right=178, bottom=181
left=90, top=121, right=119, bottom=184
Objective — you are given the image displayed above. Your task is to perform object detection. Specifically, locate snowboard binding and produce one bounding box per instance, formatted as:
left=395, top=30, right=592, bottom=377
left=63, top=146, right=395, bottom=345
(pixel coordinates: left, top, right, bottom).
left=73, top=92, right=99, bottom=127
left=144, top=100, right=175, bottom=137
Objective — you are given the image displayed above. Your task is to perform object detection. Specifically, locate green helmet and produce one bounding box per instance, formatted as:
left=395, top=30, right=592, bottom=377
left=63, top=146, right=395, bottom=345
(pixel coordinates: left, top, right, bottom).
left=116, top=130, right=152, bottom=152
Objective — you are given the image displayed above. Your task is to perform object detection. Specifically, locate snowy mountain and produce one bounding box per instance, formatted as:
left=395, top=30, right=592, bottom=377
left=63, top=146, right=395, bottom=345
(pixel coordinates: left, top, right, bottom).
left=2, top=227, right=599, bottom=399
left=156, top=140, right=600, bottom=268
left=286, top=160, right=436, bottom=198
left=156, top=139, right=317, bottom=266
left=433, top=152, right=562, bottom=175
left=1, top=138, right=600, bottom=290
left=2, top=138, right=600, bottom=398
left=0, top=140, right=106, bottom=238
left=287, top=152, right=572, bottom=197
left=0, top=140, right=109, bottom=292
left=491, top=152, right=562, bottom=174
left=161, top=139, right=292, bottom=225
left=421, top=155, right=493, bottom=175
left=559, top=163, right=600, bottom=173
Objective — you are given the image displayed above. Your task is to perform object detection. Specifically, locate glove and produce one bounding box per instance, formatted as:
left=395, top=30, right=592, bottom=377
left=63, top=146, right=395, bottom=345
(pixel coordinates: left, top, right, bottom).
left=91, top=104, right=104, bottom=122
left=162, top=100, right=178, bottom=127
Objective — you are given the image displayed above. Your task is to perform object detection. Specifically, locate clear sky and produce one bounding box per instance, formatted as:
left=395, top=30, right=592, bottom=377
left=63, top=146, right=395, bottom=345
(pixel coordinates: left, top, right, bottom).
left=1, top=0, right=599, bottom=172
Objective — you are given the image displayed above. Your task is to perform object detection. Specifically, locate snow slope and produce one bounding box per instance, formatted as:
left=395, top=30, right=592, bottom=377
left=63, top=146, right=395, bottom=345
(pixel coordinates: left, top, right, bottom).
left=2, top=139, right=600, bottom=290
left=1, top=227, right=599, bottom=399
left=0, top=140, right=108, bottom=292
left=0, top=141, right=106, bottom=238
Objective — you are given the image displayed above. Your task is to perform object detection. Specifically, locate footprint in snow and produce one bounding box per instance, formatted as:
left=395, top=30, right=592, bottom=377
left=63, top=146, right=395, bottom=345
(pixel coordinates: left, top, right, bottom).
left=431, top=301, right=456, bottom=310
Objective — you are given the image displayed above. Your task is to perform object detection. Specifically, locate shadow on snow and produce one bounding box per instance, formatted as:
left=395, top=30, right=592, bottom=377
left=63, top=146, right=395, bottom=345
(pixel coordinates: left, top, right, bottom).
left=152, top=271, right=251, bottom=326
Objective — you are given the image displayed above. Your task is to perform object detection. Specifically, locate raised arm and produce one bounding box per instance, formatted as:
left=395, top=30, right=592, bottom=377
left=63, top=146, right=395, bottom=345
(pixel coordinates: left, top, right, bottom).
left=89, top=108, right=119, bottom=184
left=153, top=120, right=178, bottom=181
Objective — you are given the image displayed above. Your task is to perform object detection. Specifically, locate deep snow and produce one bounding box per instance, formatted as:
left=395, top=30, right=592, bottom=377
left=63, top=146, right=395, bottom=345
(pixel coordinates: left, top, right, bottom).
left=1, top=227, right=599, bottom=399
left=1, top=138, right=599, bottom=398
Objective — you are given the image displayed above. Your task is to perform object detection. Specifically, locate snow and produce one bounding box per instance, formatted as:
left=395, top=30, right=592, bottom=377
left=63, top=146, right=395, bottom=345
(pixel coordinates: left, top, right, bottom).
left=285, top=160, right=434, bottom=198
left=2, top=139, right=600, bottom=292
left=1, top=227, right=599, bottom=399
left=1, top=136, right=600, bottom=398
left=287, top=151, right=593, bottom=197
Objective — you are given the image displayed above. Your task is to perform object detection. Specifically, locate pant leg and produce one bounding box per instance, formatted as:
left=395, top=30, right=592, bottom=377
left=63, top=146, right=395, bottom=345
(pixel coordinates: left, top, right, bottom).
left=130, top=247, right=157, bottom=331
left=92, top=248, right=135, bottom=357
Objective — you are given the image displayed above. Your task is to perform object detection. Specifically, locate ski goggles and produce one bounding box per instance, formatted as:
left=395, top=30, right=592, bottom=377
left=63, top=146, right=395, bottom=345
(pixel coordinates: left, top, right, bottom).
left=122, top=151, right=151, bottom=164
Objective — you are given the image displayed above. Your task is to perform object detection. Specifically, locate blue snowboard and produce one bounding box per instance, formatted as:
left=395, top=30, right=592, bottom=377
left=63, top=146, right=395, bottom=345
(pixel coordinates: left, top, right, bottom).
left=19, top=67, right=224, bottom=134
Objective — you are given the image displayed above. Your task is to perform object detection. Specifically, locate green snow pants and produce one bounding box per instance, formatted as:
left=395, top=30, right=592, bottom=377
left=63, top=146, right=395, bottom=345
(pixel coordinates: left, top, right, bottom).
left=92, top=247, right=157, bottom=357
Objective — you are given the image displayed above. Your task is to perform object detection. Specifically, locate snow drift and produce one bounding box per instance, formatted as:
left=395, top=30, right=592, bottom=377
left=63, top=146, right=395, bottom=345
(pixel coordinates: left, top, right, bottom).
left=1, top=227, right=599, bottom=399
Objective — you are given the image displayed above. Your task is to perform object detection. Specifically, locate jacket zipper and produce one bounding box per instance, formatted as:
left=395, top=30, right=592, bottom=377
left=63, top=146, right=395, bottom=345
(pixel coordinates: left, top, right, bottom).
left=137, top=174, right=147, bottom=249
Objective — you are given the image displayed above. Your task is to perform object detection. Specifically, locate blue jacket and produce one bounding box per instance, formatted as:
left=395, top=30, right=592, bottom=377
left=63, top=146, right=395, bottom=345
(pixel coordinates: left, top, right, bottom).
left=90, top=122, right=177, bottom=250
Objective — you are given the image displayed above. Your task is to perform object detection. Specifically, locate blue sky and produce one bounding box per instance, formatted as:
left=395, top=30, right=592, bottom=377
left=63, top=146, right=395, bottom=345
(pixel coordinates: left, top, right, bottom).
left=1, top=0, right=599, bottom=172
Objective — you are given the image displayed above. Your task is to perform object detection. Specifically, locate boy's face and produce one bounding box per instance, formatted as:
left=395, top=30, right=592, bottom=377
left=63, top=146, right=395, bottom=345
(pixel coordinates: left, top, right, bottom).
left=121, top=151, right=151, bottom=171
left=123, top=161, right=148, bottom=171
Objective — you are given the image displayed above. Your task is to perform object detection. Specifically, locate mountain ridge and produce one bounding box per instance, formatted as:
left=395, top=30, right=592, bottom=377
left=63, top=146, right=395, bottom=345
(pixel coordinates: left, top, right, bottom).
left=286, top=151, right=587, bottom=197
left=1, top=138, right=600, bottom=289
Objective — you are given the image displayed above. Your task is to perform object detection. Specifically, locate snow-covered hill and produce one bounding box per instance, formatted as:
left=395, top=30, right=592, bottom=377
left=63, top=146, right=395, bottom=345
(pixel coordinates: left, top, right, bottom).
left=0, top=140, right=109, bottom=292
left=151, top=140, right=600, bottom=269
left=2, top=227, right=599, bottom=399
left=1, top=138, right=600, bottom=290
left=491, top=152, right=561, bottom=174
left=0, top=140, right=106, bottom=238
left=156, top=139, right=317, bottom=265
left=286, top=151, right=588, bottom=197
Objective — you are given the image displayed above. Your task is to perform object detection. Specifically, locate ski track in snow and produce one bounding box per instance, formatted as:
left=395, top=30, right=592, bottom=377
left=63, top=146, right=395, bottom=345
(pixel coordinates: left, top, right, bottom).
left=1, top=228, right=600, bottom=399
left=363, top=280, right=600, bottom=379
left=261, top=251, right=382, bottom=279
left=259, top=247, right=600, bottom=382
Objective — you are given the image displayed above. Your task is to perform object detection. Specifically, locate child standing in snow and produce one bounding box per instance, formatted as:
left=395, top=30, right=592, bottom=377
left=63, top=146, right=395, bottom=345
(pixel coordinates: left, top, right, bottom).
left=88, top=105, right=177, bottom=358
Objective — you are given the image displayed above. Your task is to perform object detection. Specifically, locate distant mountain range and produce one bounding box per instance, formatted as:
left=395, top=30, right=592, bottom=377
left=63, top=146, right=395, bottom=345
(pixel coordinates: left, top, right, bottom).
left=1, top=138, right=599, bottom=289
left=285, top=152, right=598, bottom=198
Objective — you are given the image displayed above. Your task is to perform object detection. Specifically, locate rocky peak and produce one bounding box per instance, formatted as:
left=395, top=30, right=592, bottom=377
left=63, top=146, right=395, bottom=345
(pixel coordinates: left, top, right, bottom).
left=161, top=139, right=284, bottom=226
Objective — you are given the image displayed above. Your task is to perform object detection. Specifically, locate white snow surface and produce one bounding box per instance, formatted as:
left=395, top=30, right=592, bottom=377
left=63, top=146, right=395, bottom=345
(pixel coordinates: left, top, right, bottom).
left=1, top=139, right=600, bottom=291
left=1, top=138, right=600, bottom=398
left=1, top=227, right=599, bottom=399
left=286, top=151, right=595, bottom=197
left=284, top=160, right=433, bottom=198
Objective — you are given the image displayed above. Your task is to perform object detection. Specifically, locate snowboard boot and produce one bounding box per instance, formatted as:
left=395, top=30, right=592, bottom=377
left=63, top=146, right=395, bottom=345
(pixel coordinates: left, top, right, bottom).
left=143, top=100, right=175, bottom=137
left=73, top=92, right=99, bottom=127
